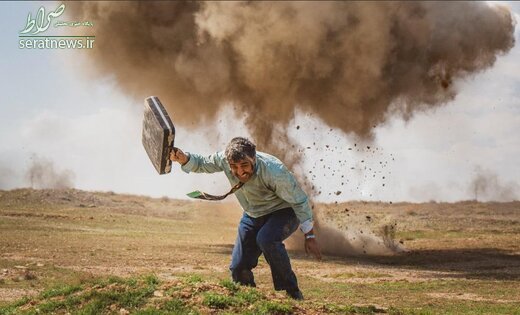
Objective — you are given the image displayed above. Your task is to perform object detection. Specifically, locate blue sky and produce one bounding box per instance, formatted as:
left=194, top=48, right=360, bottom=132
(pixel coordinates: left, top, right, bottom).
left=0, top=1, right=519, bottom=202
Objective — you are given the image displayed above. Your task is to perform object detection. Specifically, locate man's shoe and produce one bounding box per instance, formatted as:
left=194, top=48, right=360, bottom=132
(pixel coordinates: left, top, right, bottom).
left=286, top=289, right=304, bottom=300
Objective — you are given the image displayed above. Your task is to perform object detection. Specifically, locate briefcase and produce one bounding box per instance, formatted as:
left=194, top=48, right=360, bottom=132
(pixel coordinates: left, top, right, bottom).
left=142, top=96, right=175, bottom=174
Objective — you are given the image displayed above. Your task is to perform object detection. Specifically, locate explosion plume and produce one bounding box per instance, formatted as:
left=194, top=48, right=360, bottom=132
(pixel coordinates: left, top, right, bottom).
left=68, top=2, right=515, bottom=165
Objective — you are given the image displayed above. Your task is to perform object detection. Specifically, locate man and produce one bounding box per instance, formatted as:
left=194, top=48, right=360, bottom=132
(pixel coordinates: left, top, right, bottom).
left=170, top=137, right=321, bottom=300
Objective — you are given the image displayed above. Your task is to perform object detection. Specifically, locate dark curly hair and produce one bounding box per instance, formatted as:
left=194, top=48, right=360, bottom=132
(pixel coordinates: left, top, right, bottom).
left=225, top=137, right=256, bottom=162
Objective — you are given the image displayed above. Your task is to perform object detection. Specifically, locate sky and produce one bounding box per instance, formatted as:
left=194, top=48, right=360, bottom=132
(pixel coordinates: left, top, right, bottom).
left=0, top=1, right=519, bottom=203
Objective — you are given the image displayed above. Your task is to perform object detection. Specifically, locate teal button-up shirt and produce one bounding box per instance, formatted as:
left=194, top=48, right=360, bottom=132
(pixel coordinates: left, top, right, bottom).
left=181, top=151, right=313, bottom=231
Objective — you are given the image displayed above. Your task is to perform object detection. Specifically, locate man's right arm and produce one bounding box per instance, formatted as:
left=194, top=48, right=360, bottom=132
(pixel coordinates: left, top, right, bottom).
left=170, top=148, right=225, bottom=174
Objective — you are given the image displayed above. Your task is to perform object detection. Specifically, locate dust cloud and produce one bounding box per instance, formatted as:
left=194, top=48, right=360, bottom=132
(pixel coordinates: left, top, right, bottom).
left=26, top=155, right=75, bottom=189
left=68, top=2, right=515, bottom=256
left=68, top=2, right=515, bottom=165
left=469, top=166, right=519, bottom=202
left=287, top=215, right=405, bottom=256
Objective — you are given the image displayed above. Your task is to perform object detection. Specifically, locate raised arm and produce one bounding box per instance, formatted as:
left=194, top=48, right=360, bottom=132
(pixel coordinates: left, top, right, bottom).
left=170, top=148, right=225, bottom=174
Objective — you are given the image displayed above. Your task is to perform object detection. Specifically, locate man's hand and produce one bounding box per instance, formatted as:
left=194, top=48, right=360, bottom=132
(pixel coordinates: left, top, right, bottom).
left=170, top=147, right=189, bottom=165
left=304, top=231, right=322, bottom=261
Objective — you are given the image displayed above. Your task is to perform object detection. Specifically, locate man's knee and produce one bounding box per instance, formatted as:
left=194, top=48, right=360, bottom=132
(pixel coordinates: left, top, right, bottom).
left=256, top=233, right=278, bottom=251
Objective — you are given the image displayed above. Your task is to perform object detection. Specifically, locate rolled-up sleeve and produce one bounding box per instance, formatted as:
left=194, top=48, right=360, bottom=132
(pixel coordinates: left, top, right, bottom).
left=181, top=152, right=225, bottom=174
left=271, top=166, right=314, bottom=233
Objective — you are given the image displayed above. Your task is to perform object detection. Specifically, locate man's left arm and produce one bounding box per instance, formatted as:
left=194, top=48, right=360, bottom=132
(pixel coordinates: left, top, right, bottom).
left=272, top=168, right=322, bottom=260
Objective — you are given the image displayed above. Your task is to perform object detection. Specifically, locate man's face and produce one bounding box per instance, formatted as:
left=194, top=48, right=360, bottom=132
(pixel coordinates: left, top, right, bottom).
left=229, top=158, right=255, bottom=182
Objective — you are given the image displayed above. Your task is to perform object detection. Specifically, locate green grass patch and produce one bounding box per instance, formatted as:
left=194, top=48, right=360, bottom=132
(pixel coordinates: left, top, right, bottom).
left=37, top=299, right=68, bottom=313
left=220, top=279, right=240, bottom=293
left=319, top=303, right=381, bottom=315
left=3, top=271, right=516, bottom=315
left=203, top=292, right=237, bottom=309
left=0, top=274, right=159, bottom=315
left=41, top=283, right=82, bottom=298
left=133, top=301, right=197, bottom=315
left=235, top=287, right=263, bottom=304
left=183, top=274, right=203, bottom=285
left=344, top=305, right=381, bottom=314
left=76, top=298, right=107, bottom=315
left=0, top=305, right=20, bottom=315
left=249, top=301, right=293, bottom=314
left=163, top=298, right=190, bottom=312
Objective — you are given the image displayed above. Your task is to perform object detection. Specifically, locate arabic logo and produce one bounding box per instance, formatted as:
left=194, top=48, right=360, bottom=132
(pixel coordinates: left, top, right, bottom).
left=20, top=3, right=65, bottom=35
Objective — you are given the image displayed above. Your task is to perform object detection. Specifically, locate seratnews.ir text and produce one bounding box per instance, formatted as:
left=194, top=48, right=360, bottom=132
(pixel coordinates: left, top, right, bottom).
left=19, top=37, right=95, bottom=49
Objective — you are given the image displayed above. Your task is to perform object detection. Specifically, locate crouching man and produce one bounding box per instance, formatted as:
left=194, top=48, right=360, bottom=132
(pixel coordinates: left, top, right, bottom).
left=170, top=137, right=321, bottom=300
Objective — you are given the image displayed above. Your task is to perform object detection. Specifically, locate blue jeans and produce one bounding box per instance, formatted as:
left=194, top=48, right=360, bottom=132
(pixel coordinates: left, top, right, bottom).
left=229, top=207, right=300, bottom=291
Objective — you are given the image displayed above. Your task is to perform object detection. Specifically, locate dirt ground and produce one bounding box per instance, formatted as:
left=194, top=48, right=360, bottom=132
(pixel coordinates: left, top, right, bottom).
left=0, top=188, right=519, bottom=314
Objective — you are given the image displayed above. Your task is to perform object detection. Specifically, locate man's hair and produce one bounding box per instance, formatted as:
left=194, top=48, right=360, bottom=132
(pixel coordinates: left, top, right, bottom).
left=225, top=137, right=256, bottom=162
